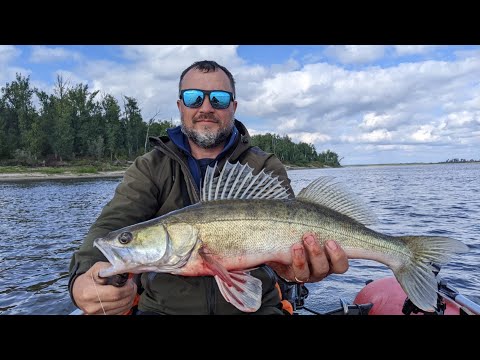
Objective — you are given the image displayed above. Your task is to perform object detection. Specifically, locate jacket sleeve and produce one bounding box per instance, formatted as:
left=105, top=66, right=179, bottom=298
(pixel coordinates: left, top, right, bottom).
left=68, top=152, right=161, bottom=303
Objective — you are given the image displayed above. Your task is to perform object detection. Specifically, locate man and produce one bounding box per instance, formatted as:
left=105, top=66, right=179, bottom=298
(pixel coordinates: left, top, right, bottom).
left=69, top=60, right=349, bottom=315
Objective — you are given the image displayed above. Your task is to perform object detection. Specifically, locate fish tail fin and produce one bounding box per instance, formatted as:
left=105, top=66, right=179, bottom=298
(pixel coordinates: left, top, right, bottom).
left=394, top=236, right=469, bottom=312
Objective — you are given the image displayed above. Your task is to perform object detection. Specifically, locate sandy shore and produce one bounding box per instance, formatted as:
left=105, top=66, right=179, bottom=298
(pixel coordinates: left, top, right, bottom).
left=0, top=170, right=126, bottom=182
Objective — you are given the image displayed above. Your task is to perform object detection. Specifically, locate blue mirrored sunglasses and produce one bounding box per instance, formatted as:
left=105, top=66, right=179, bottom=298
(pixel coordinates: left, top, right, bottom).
left=179, top=89, right=234, bottom=110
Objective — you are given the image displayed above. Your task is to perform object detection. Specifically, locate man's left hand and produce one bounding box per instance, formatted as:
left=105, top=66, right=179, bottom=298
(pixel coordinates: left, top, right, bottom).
left=267, top=233, right=349, bottom=283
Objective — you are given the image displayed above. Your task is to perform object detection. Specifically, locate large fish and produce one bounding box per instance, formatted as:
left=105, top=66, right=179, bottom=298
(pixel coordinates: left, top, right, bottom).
left=94, top=161, right=469, bottom=313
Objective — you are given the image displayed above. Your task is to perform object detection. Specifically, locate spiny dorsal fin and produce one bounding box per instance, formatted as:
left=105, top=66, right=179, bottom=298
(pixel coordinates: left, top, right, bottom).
left=297, top=176, right=377, bottom=225
left=201, top=161, right=292, bottom=202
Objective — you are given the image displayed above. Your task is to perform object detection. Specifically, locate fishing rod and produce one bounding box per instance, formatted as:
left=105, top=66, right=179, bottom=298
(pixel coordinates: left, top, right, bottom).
left=291, top=264, right=480, bottom=315
left=437, top=279, right=480, bottom=315
left=69, top=273, right=130, bottom=315
left=401, top=279, right=480, bottom=315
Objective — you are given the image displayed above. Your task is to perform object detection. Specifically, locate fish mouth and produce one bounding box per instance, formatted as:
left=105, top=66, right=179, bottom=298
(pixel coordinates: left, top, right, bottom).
left=93, top=238, right=129, bottom=278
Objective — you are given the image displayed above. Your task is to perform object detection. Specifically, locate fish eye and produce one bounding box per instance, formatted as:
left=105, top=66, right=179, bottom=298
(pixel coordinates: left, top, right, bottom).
left=118, top=232, right=133, bottom=244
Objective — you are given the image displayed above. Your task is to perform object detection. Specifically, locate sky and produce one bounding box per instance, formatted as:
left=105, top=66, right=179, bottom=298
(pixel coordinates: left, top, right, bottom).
left=1, top=45, right=479, bottom=165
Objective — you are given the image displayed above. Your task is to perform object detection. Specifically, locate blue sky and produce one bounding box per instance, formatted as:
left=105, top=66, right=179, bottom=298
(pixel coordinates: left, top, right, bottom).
left=1, top=45, right=479, bottom=165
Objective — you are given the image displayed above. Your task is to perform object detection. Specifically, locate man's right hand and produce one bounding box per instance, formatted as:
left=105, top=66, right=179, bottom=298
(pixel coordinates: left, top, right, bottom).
left=72, top=261, right=138, bottom=315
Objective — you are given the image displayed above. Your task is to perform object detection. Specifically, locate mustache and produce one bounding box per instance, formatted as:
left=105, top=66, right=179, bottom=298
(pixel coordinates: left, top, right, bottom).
left=193, top=114, right=219, bottom=123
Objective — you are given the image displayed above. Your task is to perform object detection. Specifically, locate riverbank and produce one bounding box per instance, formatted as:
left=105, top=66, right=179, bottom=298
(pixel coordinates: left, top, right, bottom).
left=0, top=163, right=332, bottom=182
left=0, top=170, right=126, bottom=182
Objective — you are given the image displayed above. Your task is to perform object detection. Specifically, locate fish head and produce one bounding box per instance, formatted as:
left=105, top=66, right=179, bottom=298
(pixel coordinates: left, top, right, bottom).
left=94, top=221, right=170, bottom=278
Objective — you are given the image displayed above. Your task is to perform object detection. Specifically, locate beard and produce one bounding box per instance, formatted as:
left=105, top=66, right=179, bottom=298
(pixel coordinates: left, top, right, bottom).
left=181, top=115, right=234, bottom=149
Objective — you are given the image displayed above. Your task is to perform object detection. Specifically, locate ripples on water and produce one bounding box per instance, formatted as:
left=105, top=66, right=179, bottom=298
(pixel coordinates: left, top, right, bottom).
left=0, top=179, right=119, bottom=314
left=0, top=163, right=478, bottom=314
left=289, top=164, right=480, bottom=314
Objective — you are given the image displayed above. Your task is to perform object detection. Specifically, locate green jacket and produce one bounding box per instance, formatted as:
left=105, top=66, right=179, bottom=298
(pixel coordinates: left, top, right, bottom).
left=68, top=120, right=294, bottom=314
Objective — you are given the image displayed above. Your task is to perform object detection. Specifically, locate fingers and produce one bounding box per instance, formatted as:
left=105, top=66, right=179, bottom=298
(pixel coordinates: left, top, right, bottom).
left=83, top=279, right=138, bottom=315
left=301, top=234, right=349, bottom=282
left=85, top=280, right=138, bottom=315
left=302, top=233, right=330, bottom=282
left=90, top=262, right=113, bottom=285
left=72, top=262, right=138, bottom=315
left=290, top=243, right=311, bottom=283
left=324, top=240, right=349, bottom=274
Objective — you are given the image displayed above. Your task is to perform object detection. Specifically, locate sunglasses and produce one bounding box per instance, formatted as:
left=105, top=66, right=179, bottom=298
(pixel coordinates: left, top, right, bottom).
left=179, top=89, right=234, bottom=110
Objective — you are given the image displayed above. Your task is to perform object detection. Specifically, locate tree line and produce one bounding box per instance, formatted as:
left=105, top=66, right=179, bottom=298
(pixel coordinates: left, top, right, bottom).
left=0, top=73, right=341, bottom=167
left=250, top=133, right=341, bottom=167
left=443, top=158, right=480, bottom=163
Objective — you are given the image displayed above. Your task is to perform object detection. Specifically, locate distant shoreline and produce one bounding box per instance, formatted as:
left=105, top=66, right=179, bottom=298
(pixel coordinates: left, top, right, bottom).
left=343, top=161, right=480, bottom=167
left=0, top=171, right=126, bottom=182
left=1, top=161, right=478, bottom=182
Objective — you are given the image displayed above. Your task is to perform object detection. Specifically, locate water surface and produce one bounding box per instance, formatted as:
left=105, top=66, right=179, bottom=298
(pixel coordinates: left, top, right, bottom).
left=0, top=163, right=478, bottom=314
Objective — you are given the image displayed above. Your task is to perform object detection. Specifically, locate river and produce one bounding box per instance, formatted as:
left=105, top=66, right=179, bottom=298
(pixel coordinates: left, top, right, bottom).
left=0, top=163, right=478, bottom=314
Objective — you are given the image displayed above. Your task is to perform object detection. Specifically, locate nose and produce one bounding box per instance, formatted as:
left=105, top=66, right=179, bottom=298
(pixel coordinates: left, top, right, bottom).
left=198, top=94, right=215, bottom=112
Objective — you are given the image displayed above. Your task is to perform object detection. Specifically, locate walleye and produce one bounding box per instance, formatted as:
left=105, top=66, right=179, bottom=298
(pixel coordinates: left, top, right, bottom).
left=94, top=161, right=469, bottom=313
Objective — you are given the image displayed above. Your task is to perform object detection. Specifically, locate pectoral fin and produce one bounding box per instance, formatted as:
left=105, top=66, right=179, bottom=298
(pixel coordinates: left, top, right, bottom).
left=199, top=246, right=262, bottom=313
left=215, top=271, right=262, bottom=313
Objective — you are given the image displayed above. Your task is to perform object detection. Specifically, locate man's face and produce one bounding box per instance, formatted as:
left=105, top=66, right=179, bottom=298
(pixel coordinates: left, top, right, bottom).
left=177, top=68, right=237, bottom=149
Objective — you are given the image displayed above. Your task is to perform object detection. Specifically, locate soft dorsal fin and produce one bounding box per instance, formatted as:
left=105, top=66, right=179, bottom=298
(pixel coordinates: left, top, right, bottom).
left=201, top=161, right=292, bottom=202
left=297, top=176, right=377, bottom=225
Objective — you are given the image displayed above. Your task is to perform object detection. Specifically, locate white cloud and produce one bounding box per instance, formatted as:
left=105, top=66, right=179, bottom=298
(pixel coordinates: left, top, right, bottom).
left=410, top=124, right=439, bottom=142
left=394, top=45, right=440, bottom=56
left=341, top=129, right=393, bottom=143
left=360, top=112, right=399, bottom=130
left=291, top=132, right=331, bottom=144
left=444, top=111, right=478, bottom=127
left=324, top=45, right=386, bottom=64
left=119, top=45, right=242, bottom=77
left=29, top=46, right=82, bottom=63
left=0, top=45, right=21, bottom=63
left=0, top=46, right=30, bottom=90
left=80, top=46, right=245, bottom=119
left=360, top=129, right=393, bottom=142
left=238, top=52, right=480, bottom=161
left=4, top=44, right=480, bottom=165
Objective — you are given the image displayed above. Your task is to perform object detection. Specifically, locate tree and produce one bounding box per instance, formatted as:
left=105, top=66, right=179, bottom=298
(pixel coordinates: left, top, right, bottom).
left=101, top=94, right=123, bottom=161
left=122, top=96, right=145, bottom=158
left=0, top=73, right=39, bottom=159
left=144, top=110, right=161, bottom=153
left=50, top=75, right=74, bottom=161
left=67, top=83, right=101, bottom=157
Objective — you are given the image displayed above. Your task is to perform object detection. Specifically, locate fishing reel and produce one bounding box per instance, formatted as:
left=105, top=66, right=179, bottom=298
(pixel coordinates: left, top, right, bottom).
left=402, top=263, right=480, bottom=315
left=402, top=293, right=447, bottom=315
left=284, top=281, right=373, bottom=315
left=402, top=263, right=446, bottom=315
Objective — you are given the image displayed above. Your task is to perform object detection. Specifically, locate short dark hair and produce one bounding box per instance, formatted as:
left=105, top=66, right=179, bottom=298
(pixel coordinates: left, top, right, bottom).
left=179, top=60, right=236, bottom=98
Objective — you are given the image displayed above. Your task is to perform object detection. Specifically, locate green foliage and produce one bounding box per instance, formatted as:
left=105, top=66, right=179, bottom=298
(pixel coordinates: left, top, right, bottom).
left=0, top=72, right=341, bottom=168
left=251, top=133, right=341, bottom=167
left=0, top=73, right=178, bottom=164
left=41, top=167, right=67, bottom=174
left=149, top=119, right=175, bottom=138
left=72, top=166, right=98, bottom=174
left=12, top=149, right=36, bottom=166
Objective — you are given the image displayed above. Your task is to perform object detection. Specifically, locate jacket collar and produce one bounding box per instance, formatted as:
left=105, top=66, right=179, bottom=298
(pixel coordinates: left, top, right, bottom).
left=149, top=119, right=251, bottom=161
left=166, top=124, right=239, bottom=160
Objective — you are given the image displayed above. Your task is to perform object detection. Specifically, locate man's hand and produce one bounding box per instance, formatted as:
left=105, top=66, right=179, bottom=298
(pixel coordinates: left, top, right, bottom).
left=72, top=262, right=137, bottom=315
left=267, top=233, right=349, bottom=283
